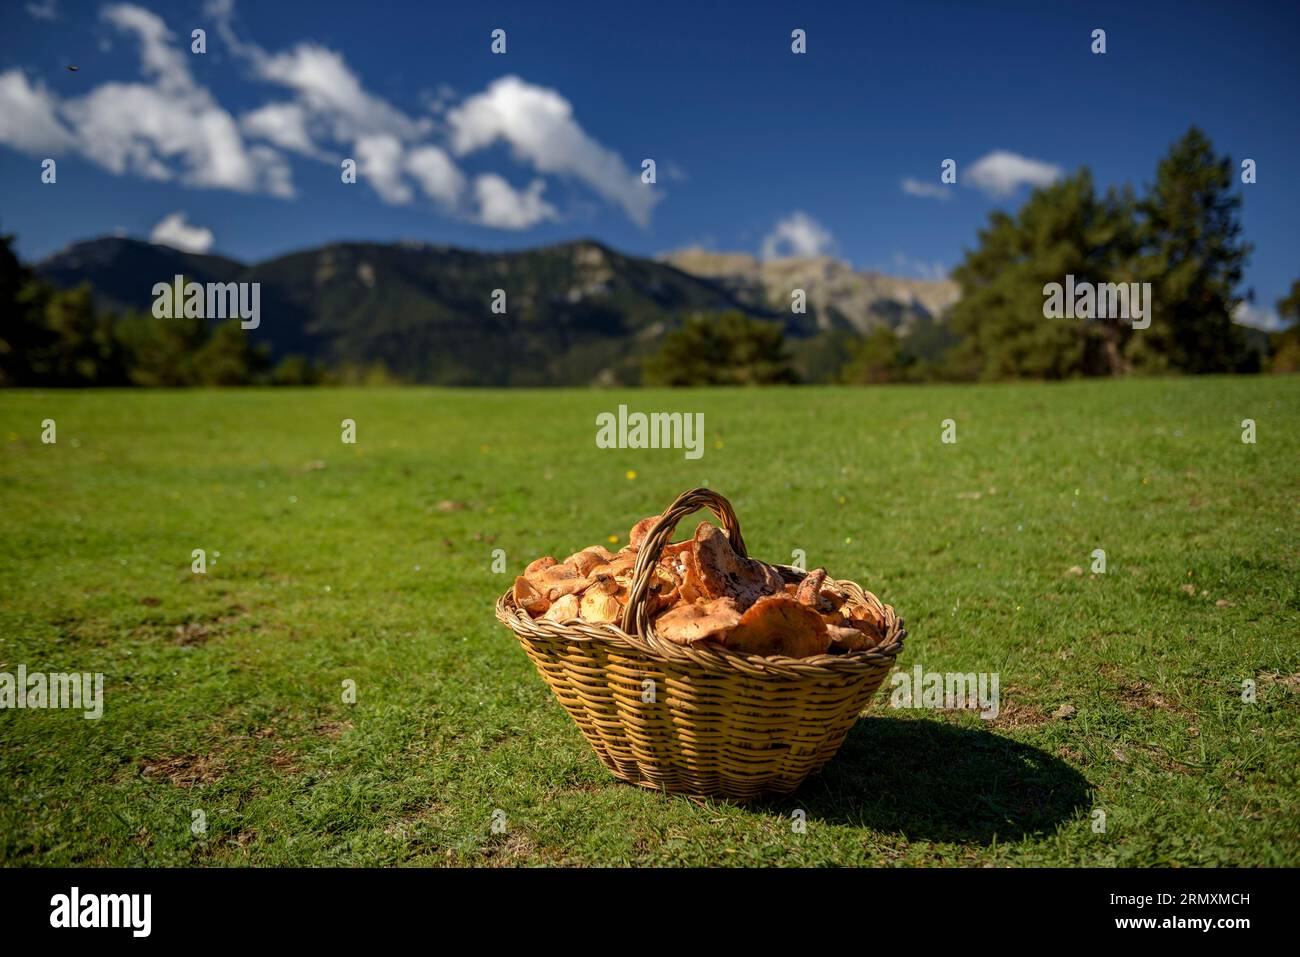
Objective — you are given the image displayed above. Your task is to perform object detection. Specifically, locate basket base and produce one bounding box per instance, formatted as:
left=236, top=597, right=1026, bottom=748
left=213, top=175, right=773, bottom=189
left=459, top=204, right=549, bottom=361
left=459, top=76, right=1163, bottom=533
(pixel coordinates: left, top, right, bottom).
left=580, top=707, right=867, bottom=801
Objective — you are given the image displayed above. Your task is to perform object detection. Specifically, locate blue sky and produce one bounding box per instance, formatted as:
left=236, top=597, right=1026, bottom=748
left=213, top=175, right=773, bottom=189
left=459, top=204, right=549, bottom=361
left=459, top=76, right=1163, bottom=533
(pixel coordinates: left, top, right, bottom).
left=2, top=0, right=1297, bottom=326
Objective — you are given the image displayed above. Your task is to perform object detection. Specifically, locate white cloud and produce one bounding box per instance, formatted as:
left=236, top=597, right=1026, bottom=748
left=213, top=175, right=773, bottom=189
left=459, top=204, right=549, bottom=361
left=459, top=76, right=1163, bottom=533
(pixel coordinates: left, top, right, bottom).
left=354, top=134, right=412, bottom=205
left=348, top=137, right=466, bottom=209
left=150, top=211, right=214, bottom=253
left=240, top=101, right=322, bottom=157
left=211, top=0, right=460, bottom=210
left=966, top=150, right=1062, bottom=198
left=0, top=72, right=76, bottom=152
left=0, top=5, right=294, bottom=198
left=760, top=211, right=834, bottom=260
left=1234, top=302, right=1287, bottom=332
left=405, top=145, right=464, bottom=207
left=448, top=75, right=658, bottom=226
left=251, top=44, right=431, bottom=143
left=61, top=81, right=293, bottom=195
left=473, top=174, right=556, bottom=229
left=27, top=0, right=58, bottom=20
left=901, top=177, right=951, bottom=201
left=102, top=3, right=191, bottom=93
left=249, top=143, right=294, bottom=199
left=209, top=0, right=428, bottom=144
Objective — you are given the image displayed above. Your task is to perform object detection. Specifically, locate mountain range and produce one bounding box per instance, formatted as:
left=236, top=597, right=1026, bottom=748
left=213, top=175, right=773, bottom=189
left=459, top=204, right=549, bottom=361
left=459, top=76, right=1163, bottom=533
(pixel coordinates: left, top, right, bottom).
left=660, top=249, right=959, bottom=336
left=34, top=237, right=959, bottom=385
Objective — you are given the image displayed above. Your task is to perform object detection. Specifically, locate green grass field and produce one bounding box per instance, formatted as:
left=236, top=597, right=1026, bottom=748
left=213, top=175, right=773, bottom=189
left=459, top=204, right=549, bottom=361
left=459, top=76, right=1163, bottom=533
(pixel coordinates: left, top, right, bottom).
left=1, top=377, right=1296, bottom=866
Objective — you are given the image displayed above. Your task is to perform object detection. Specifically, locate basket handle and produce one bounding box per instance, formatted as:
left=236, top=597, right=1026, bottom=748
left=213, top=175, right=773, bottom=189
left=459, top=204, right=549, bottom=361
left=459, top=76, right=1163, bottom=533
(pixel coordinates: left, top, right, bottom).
left=620, top=488, right=747, bottom=636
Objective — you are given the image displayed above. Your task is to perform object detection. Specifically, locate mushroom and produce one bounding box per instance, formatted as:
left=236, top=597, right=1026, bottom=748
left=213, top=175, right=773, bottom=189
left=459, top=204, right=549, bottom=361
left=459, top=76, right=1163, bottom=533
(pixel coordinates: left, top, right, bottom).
left=850, top=615, right=887, bottom=646
left=820, top=585, right=849, bottom=613
left=848, top=602, right=887, bottom=632
left=660, top=539, right=693, bottom=561
left=580, top=590, right=622, bottom=624
left=627, top=515, right=662, bottom=551
left=654, top=542, right=691, bottom=590
left=721, top=595, right=831, bottom=658
left=585, top=573, right=620, bottom=596
left=544, top=593, right=581, bottom=622
left=567, top=545, right=615, bottom=576
left=691, top=522, right=785, bottom=611
left=826, top=622, right=881, bottom=652
left=512, top=518, right=882, bottom=660
left=795, top=568, right=850, bottom=614
left=653, top=597, right=742, bottom=646
left=677, top=548, right=708, bottom=604
left=652, top=559, right=682, bottom=590
left=653, top=564, right=681, bottom=591
left=526, top=561, right=593, bottom=601
left=589, top=553, right=636, bottom=581
left=513, top=576, right=550, bottom=617
left=534, top=561, right=580, bottom=581
left=540, top=576, right=591, bottom=602
left=795, top=568, right=827, bottom=606
left=525, top=556, right=558, bottom=576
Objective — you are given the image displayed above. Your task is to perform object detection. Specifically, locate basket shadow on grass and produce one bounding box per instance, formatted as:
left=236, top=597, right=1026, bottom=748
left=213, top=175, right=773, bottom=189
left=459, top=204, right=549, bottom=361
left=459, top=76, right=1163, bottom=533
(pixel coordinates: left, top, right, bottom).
left=765, top=717, right=1091, bottom=845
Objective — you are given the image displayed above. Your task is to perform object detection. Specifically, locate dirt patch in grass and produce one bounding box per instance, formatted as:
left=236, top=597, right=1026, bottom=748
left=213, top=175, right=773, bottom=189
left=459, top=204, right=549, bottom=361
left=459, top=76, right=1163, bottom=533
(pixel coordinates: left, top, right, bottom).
left=226, top=828, right=258, bottom=851
left=988, top=703, right=1050, bottom=729
left=134, top=709, right=349, bottom=788
left=1058, top=746, right=1086, bottom=765
left=1259, top=672, right=1300, bottom=689
left=1118, top=681, right=1174, bottom=711
left=138, top=753, right=227, bottom=788
left=984, top=692, right=1052, bottom=730
left=173, top=621, right=214, bottom=646
left=315, top=719, right=353, bottom=739
left=130, top=604, right=254, bottom=647
left=256, top=719, right=351, bottom=774
left=267, top=751, right=301, bottom=774
left=1098, top=666, right=1191, bottom=715
left=481, top=832, right=541, bottom=865
left=195, top=827, right=260, bottom=864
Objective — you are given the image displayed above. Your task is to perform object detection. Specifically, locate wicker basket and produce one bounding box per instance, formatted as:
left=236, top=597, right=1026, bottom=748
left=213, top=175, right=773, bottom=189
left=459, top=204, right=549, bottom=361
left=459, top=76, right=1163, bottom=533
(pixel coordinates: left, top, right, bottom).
left=495, top=488, right=906, bottom=800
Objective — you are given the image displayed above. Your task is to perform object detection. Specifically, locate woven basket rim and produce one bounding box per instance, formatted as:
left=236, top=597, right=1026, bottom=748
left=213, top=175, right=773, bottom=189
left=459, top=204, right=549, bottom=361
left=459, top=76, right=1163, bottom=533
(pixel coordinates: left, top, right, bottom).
left=495, top=564, right=905, bottom=678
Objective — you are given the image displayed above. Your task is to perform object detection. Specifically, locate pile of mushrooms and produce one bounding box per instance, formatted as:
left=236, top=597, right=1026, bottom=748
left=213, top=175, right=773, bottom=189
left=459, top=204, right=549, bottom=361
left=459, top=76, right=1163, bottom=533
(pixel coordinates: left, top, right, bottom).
left=513, top=514, right=888, bottom=658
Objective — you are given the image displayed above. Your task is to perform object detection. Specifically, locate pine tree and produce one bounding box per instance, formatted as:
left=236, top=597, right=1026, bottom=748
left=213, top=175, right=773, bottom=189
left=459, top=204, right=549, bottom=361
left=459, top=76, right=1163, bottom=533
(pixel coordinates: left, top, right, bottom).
left=840, top=326, right=913, bottom=383
left=642, top=311, right=797, bottom=386
left=1130, top=127, right=1252, bottom=373
left=948, top=170, right=1139, bottom=379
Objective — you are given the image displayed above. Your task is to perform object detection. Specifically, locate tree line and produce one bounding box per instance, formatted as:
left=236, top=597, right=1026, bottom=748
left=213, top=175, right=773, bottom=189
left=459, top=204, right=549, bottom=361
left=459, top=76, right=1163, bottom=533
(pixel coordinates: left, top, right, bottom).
left=645, top=128, right=1299, bottom=385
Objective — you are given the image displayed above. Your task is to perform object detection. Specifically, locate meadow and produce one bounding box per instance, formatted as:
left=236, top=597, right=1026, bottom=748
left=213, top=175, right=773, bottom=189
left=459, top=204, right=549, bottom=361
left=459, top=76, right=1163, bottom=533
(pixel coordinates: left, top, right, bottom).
left=0, top=376, right=1296, bottom=866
